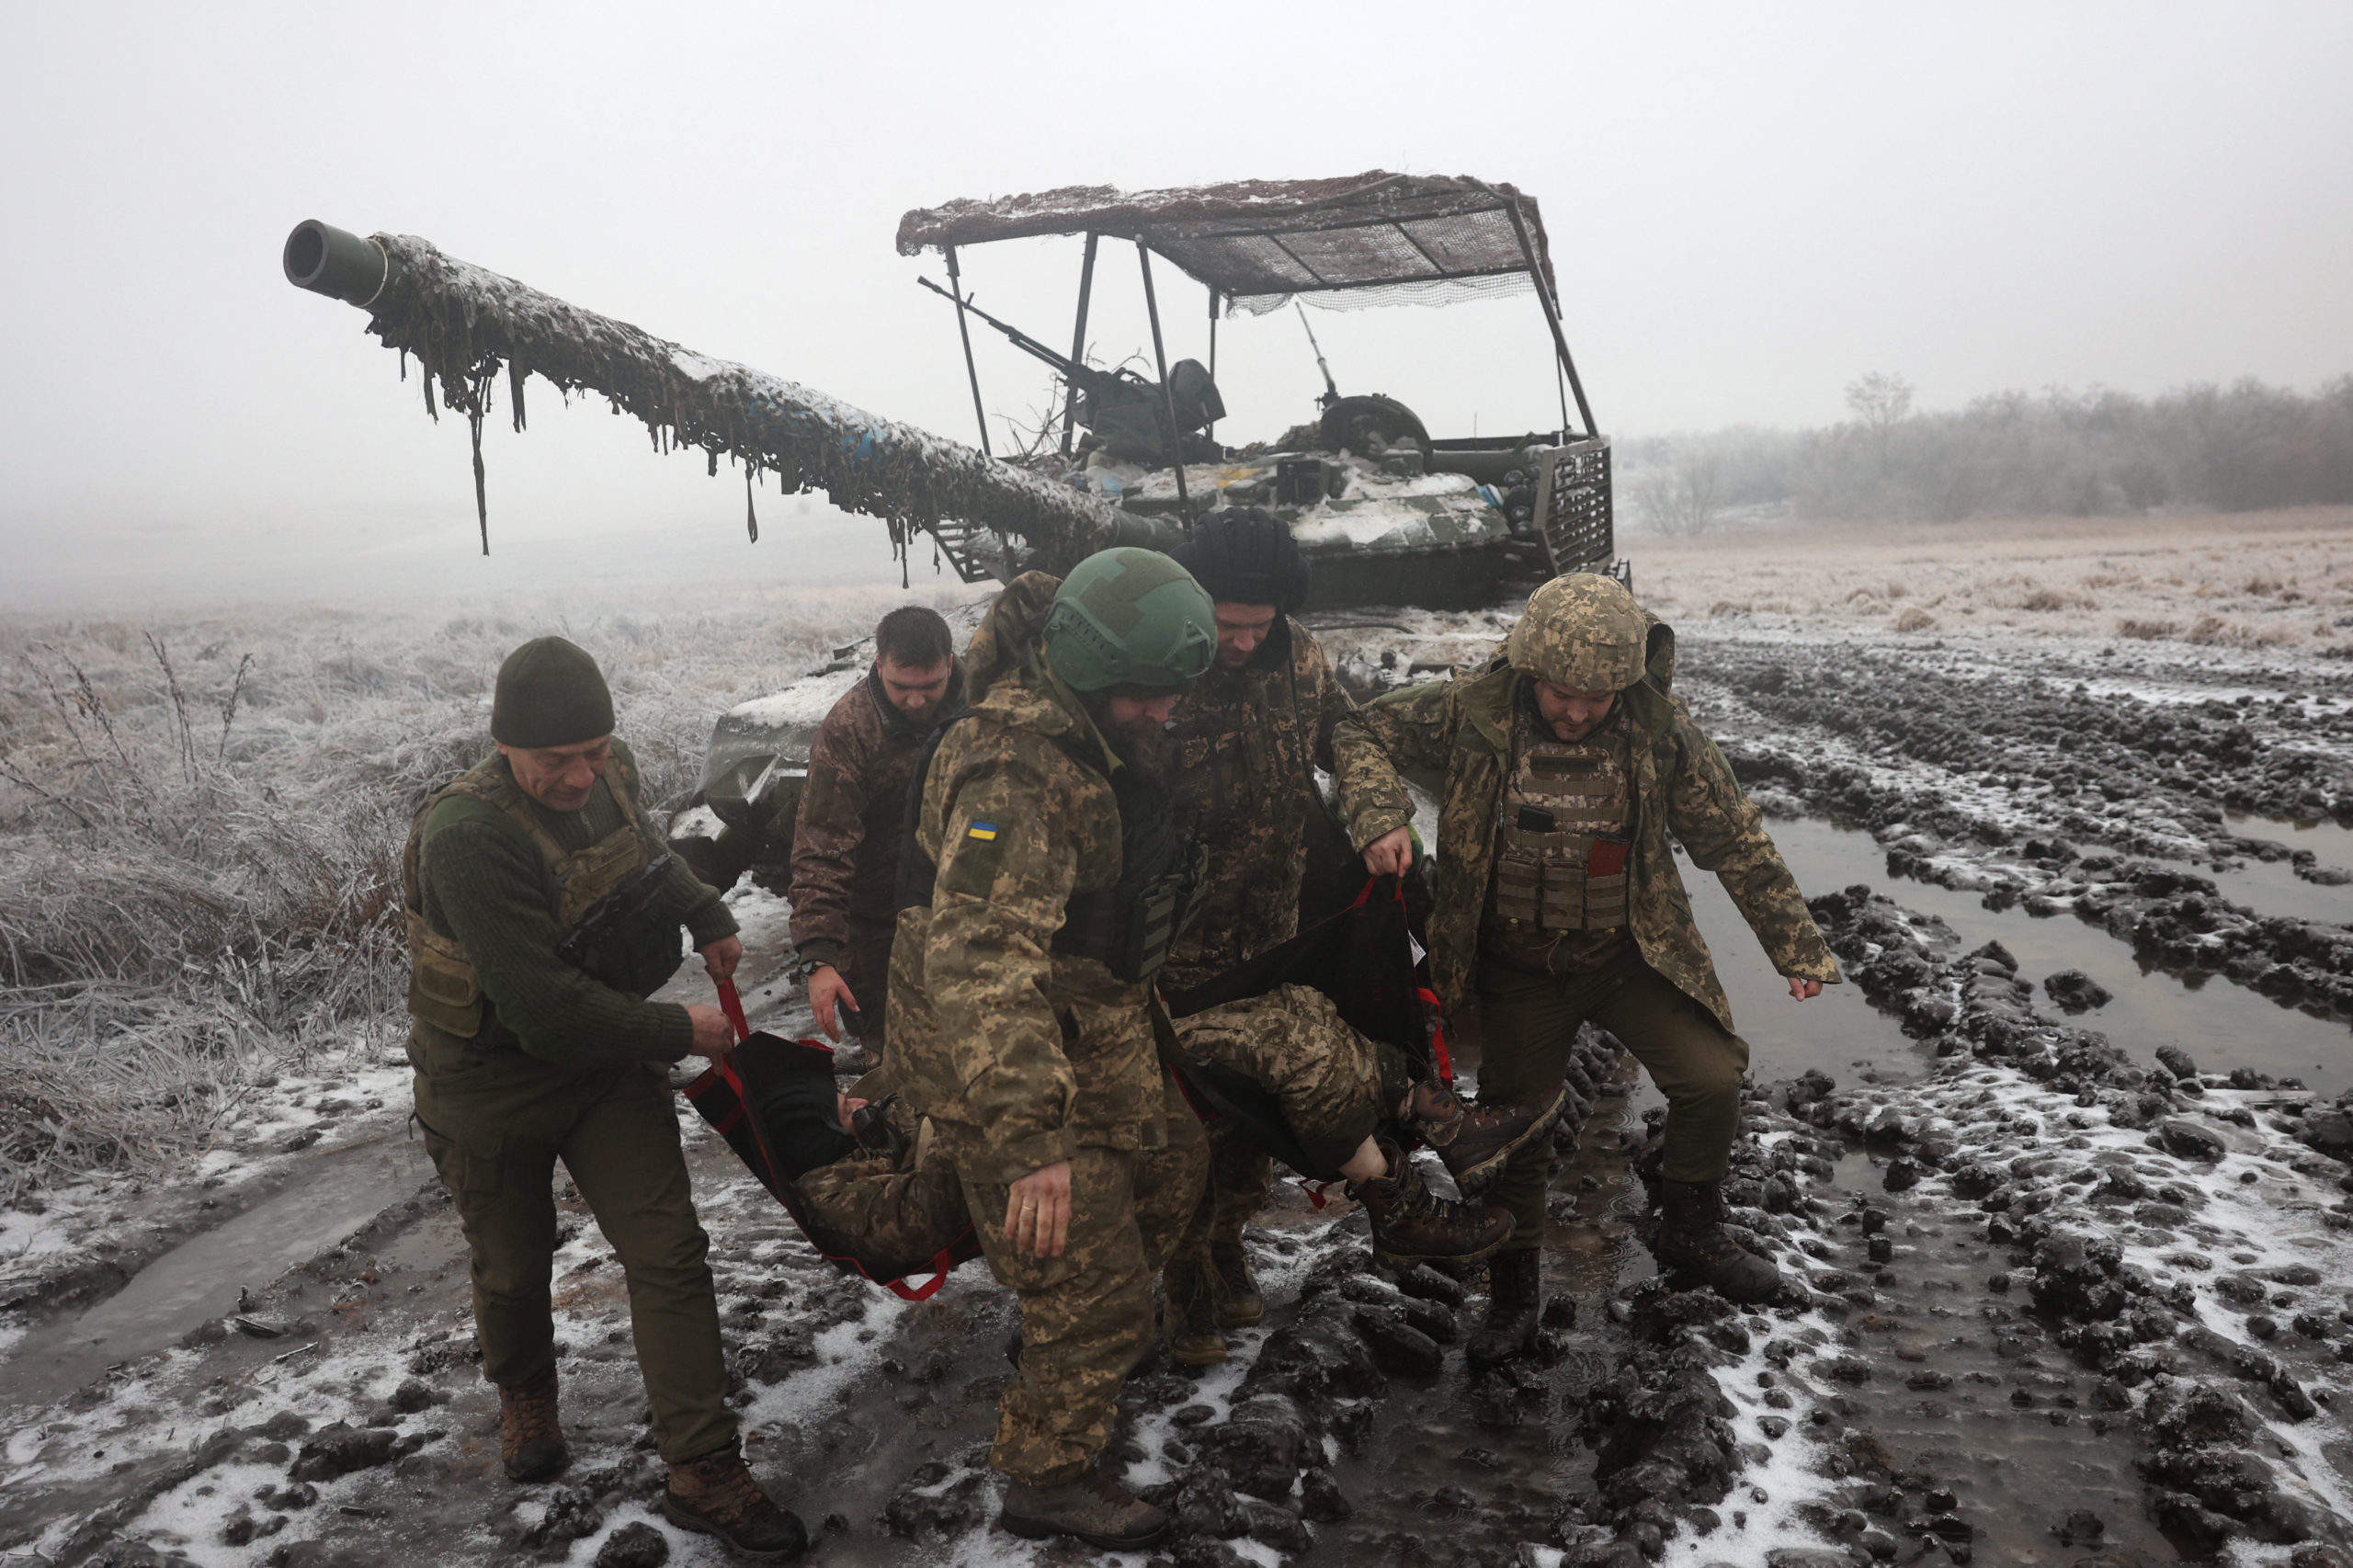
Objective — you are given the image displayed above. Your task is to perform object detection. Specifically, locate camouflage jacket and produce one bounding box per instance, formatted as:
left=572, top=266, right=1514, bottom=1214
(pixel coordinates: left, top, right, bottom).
left=887, top=574, right=1166, bottom=1184
left=1336, top=616, right=1840, bottom=1032
left=787, top=662, right=963, bottom=971
left=1161, top=619, right=1408, bottom=993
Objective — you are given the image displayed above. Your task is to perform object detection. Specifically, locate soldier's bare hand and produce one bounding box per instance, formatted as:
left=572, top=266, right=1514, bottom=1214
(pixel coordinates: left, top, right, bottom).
left=807, top=965, right=858, bottom=1041
left=835, top=1094, right=869, bottom=1131
left=700, top=935, right=744, bottom=983
left=1361, top=825, right=1415, bottom=877
left=688, top=1003, right=738, bottom=1058
left=1786, top=976, right=1824, bottom=1001
left=1006, top=1160, right=1073, bottom=1258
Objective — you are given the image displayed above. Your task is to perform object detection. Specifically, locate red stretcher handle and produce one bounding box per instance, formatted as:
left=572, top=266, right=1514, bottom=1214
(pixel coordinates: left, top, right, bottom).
left=716, top=976, right=752, bottom=1042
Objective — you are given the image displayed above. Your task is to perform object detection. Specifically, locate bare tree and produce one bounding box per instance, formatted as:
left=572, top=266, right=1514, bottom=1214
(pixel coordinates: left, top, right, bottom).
left=1845, top=370, right=1915, bottom=432
left=1631, top=456, right=1725, bottom=537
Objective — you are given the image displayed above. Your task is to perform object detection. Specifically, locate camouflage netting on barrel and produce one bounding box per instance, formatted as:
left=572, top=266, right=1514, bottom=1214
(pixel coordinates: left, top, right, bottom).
left=360, top=233, right=1124, bottom=572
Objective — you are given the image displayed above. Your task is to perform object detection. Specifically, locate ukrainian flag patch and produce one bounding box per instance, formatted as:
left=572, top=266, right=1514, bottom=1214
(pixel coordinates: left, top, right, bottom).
left=967, top=822, right=999, bottom=841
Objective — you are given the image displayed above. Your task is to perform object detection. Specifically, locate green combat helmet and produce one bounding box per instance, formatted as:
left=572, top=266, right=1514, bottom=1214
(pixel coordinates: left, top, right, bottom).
left=1506, top=573, right=1648, bottom=691
left=1043, top=548, right=1216, bottom=692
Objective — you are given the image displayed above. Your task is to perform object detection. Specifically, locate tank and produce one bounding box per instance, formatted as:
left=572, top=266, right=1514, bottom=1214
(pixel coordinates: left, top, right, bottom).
left=897, top=171, right=1624, bottom=608
left=282, top=177, right=1617, bottom=605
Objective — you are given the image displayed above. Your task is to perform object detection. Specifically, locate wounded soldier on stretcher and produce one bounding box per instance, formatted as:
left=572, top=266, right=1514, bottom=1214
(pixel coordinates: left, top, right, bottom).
left=705, top=983, right=1571, bottom=1291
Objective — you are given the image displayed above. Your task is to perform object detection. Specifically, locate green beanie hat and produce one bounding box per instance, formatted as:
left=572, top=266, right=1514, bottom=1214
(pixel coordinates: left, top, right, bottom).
left=492, top=636, right=615, bottom=747
left=1042, top=548, right=1216, bottom=692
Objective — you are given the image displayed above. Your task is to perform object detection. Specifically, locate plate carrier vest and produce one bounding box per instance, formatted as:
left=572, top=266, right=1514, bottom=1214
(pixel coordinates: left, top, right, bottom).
left=402, top=753, right=662, bottom=1038
left=1488, top=708, right=1633, bottom=936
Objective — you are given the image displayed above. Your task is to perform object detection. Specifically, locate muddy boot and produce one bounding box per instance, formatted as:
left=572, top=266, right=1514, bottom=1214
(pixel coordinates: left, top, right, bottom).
left=663, top=1441, right=809, bottom=1560
left=1207, top=1240, right=1264, bottom=1329
left=1655, top=1179, right=1783, bottom=1304
left=496, top=1364, right=566, bottom=1483
left=1164, top=1256, right=1228, bottom=1369
left=1351, top=1139, right=1515, bottom=1266
left=1438, top=1083, right=1573, bottom=1196
left=1001, top=1463, right=1171, bottom=1550
left=1465, top=1246, right=1543, bottom=1366
left=1400, top=1079, right=1466, bottom=1148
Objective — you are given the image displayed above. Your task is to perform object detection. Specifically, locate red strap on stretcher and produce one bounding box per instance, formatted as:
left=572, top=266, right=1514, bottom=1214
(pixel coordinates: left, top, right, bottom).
left=700, top=978, right=957, bottom=1293
left=1349, top=876, right=1455, bottom=1086
left=1418, top=986, right=1455, bottom=1085
left=716, top=976, right=752, bottom=1042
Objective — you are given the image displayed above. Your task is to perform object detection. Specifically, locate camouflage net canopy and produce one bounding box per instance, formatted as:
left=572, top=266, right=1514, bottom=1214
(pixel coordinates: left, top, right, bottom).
left=897, top=171, right=1554, bottom=317
left=360, top=233, right=1124, bottom=567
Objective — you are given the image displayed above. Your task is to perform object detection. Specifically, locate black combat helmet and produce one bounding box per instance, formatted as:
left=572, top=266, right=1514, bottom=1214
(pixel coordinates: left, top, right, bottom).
left=1170, top=507, right=1311, bottom=613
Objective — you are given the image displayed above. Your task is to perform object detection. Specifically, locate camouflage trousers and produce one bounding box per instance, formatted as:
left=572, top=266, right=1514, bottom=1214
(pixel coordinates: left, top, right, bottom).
left=1169, top=984, right=1406, bottom=1273
left=1475, top=948, right=1749, bottom=1249
left=949, top=1076, right=1206, bottom=1485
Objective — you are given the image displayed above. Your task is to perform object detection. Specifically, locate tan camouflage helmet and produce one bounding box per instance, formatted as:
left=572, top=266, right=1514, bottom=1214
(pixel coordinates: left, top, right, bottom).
left=1505, top=573, right=1649, bottom=690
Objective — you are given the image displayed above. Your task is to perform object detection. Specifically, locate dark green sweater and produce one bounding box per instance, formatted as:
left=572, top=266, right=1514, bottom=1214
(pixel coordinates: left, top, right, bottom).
left=416, top=743, right=737, bottom=1069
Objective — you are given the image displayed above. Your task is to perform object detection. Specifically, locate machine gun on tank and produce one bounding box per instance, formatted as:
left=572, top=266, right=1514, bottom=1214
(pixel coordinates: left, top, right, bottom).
left=915, top=276, right=1223, bottom=467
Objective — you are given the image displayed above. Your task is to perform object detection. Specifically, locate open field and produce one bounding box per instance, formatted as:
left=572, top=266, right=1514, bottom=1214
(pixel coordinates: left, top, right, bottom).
left=1628, top=506, right=2353, bottom=653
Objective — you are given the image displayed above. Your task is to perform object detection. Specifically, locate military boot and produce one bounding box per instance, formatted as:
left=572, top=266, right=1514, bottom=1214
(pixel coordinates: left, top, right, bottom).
left=496, top=1364, right=566, bottom=1483
left=1465, top=1247, right=1544, bottom=1366
left=1438, top=1083, right=1574, bottom=1196
left=1164, top=1256, right=1227, bottom=1369
left=1001, top=1463, right=1171, bottom=1550
left=1350, top=1139, right=1514, bottom=1266
left=1207, top=1241, right=1264, bottom=1329
left=1655, top=1179, right=1783, bottom=1304
left=1400, top=1079, right=1466, bottom=1148
left=663, top=1441, right=809, bottom=1560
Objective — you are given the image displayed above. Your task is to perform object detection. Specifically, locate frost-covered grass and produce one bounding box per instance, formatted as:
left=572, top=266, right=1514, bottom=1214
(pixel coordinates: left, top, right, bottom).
left=1631, top=506, right=2353, bottom=653
left=0, top=584, right=973, bottom=1202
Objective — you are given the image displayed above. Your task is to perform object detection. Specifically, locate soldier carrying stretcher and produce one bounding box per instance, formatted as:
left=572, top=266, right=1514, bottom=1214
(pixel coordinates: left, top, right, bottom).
left=1337, top=574, right=1845, bottom=1362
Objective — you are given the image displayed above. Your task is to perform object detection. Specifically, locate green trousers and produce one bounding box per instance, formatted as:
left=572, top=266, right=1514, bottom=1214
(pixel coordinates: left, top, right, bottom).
left=410, top=1030, right=734, bottom=1465
left=1474, top=947, right=1750, bottom=1251
left=948, top=1075, right=1206, bottom=1485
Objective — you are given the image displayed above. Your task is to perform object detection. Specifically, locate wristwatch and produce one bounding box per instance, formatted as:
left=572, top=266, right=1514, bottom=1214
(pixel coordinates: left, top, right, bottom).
left=793, top=956, right=832, bottom=983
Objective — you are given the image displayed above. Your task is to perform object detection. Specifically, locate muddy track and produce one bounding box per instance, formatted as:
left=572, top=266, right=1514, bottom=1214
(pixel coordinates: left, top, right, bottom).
left=1676, top=631, right=2353, bottom=1028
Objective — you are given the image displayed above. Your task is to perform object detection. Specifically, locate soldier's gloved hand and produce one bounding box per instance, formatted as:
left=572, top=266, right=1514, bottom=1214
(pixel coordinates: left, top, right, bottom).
left=807, top=965, right=858, bottom=1042
left=1360, top=825, right=1415, bottom=878
left=1006, top=1160, right=1073, bottom=1259
left=1785, top=976, right=1824, bottom=1001
left=687, top=1003, right=738, bottom=1059
left=700, top=935, right=744, bottom=984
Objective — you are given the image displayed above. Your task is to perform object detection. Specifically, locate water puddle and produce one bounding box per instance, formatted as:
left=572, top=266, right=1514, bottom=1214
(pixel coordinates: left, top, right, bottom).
left=1755, top=816, right=2353, bottom=1096
left=2229, top=812, right=2353, bottom=872
left=2220, top=812, right=2353, bottom=925
left=2202, top=854, right=2351, bottom=927
left=0, top=1132, right=436, bottom=1410
left=1678, top=842, right=1915, bottom=1087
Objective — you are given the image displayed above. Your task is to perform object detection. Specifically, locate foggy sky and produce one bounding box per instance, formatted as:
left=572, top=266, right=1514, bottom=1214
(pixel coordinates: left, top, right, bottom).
left=4, top=1, right=2348, bottom=609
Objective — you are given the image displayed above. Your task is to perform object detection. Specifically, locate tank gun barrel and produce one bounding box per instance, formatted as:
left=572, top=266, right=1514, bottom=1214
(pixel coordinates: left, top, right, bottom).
left=282, top=220, right=1154, bottom=573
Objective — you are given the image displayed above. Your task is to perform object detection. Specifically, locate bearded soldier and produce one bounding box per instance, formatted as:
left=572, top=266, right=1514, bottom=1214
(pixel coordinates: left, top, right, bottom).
left=1156, top=508, right=1554, bottom=1364
left=404, top=637, right=804, bottom=1558
left=1338, top=575, right=1842, bottom=1361
left=788, top=605, right=961, bottom=1053
left=885, top=550, right=1216, bottom=1551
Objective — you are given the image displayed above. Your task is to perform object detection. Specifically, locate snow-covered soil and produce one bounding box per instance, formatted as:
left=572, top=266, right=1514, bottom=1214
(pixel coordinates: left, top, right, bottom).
left=6, top=515, right=2350, bottom=1567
